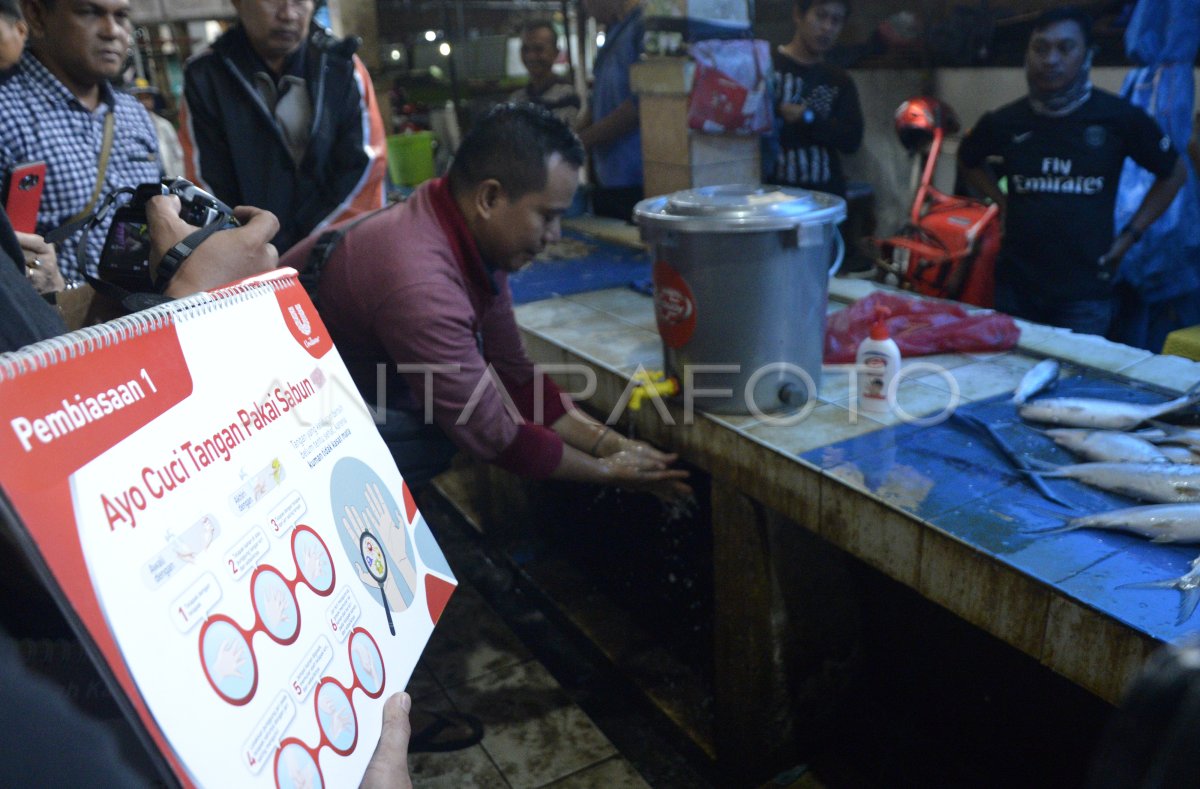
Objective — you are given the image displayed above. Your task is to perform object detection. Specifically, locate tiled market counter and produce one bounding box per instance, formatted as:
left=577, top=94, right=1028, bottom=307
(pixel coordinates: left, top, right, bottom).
left=505, top=230, right=1200, bottom=776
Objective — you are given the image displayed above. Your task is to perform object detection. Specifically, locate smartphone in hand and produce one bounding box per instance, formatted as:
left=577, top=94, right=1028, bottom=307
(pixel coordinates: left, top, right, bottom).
left=6, top=160, right=46, bottom=234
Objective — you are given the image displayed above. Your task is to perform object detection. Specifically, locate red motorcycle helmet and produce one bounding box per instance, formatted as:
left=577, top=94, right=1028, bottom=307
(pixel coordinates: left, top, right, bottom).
left=894, top=97, right=960, bottom=152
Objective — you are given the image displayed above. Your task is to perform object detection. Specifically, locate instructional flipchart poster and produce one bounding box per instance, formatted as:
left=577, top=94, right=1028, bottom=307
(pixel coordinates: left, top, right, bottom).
left=0, top=270, right=457, bottom=787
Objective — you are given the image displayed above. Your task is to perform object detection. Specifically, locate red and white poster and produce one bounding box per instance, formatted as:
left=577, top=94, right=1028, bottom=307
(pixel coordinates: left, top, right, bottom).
left=0, top=269, right=456, bottom=788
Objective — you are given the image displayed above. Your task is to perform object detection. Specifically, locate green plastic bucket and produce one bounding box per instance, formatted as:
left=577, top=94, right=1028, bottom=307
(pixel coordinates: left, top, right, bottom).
left=387, top=132, right=435, bottom=187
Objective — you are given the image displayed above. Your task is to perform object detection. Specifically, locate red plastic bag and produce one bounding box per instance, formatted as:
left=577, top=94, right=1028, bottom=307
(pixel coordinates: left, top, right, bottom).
left=688, top=68, right=750, bottom=131
left=687, top=39, right=773, bottom=135
left=824, top=292, right=1019, bottom=364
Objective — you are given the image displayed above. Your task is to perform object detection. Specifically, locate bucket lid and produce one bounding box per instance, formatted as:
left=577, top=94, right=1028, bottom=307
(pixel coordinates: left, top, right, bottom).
left=634, top=184, right=846, bottom=233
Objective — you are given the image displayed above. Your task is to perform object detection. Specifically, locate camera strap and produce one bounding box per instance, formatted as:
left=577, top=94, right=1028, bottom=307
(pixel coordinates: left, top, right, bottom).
left=299, top=203, right=398, bottom=308
left=69, top=186, right=133, bottom=271
left=153, top=221, right=227, bottom=292
left=45, top=113, right=117, bottom=245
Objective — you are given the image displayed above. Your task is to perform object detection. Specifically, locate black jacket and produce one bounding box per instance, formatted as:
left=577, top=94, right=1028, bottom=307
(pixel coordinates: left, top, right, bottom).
left=180, top=27, right=385, bottom=253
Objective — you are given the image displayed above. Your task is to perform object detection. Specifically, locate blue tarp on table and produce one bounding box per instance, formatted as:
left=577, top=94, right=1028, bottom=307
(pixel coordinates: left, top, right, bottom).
left=801, top=368, right=1200, bottom=643
left=509, top=229, right=650, bottom=305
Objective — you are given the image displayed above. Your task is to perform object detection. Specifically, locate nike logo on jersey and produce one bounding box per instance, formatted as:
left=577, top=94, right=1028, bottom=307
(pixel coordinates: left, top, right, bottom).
left=1012, top=131, right=1033, bottom=144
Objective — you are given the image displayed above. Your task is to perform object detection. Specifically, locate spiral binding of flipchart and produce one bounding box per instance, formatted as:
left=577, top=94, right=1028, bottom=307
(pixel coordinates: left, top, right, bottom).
left=0, top=272, right=298, bottom=381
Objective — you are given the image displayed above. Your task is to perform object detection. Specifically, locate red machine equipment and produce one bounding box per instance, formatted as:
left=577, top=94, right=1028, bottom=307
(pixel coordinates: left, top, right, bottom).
left=875, top=97, right=1001, bottom=307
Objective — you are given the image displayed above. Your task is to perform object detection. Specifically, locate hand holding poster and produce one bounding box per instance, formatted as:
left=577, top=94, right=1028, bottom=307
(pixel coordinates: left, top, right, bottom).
left=0, top=269, right=456, bottom=787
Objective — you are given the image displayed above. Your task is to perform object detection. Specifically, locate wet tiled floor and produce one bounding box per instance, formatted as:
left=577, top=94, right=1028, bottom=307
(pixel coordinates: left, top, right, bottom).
left=407, top=580, right=651, bottom=788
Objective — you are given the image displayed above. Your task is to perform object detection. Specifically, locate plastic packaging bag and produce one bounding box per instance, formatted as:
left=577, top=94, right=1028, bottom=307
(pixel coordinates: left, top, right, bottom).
left=687, top=39, right=773, bottom=135
left=824, top=292, right=1019, bottom=364
left=1114, top=0, right=1200, bottom=304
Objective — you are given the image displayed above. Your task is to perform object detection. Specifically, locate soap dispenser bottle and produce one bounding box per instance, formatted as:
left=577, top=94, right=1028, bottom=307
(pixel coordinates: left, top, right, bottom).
left=857, top=306, right=900, bottom=413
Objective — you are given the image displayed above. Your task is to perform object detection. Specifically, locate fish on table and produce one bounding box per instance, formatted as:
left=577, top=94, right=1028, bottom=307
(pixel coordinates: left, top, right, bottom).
left=1120, top=554, right=1200, bottom=625
left=1010, top=358, right=1060, bottom=405
left=1041, top=428, right=1168, bottom=464
left=1019, top=381, right=1200, bottom=430
left=1030, top=461, right=1200, bottom=503
left=1158, top=445, right=1200, bottom=464
left=983, top=376, right=1200, bottom=622
left=1035, top=502, right=1200, bottom=543
left=1145, top=420, right=1200, bottom=450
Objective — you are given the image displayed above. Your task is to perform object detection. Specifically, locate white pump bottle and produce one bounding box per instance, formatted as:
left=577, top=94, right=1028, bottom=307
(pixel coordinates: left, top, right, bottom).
left=857, top=306, right=901, bottom=413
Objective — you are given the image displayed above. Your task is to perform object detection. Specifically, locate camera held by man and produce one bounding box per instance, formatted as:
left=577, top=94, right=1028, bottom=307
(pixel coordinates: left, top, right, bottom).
left=95, top=177, right=238, bottom=296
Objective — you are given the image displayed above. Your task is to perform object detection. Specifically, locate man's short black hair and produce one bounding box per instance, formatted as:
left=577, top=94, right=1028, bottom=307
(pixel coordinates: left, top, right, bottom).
left=449, top=103, right=584, bottom=200
left=1, top=0, right=22, bottom=18
left=1031, top=6, right=1093, bottom=47
left=519, top=18, right=558, bottom=42
left=793, top=0, right=850, bottom=16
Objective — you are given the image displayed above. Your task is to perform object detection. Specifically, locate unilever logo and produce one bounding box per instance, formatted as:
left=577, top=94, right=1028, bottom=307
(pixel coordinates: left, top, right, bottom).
left=288, top=304, right=312, bottom=337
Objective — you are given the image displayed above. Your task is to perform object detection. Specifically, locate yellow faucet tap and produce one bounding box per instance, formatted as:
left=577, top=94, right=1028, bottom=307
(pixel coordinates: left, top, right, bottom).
left=628, top=370, right=679, bottom=412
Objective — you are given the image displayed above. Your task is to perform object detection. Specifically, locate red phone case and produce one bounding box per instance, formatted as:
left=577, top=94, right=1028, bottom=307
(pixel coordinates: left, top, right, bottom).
left=6, top=161, right=46, bottom=234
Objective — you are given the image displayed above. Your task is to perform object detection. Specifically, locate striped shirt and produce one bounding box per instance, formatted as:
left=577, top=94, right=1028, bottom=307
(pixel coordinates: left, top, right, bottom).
left=0, top=52, right=161, bottom=281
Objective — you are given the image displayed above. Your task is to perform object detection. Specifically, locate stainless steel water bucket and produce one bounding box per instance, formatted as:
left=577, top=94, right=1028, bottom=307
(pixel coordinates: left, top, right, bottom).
left=635, top=184, right=846, bottom=414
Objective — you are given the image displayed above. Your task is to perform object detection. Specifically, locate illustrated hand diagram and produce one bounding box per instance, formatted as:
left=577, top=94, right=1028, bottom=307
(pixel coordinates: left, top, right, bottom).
left=320, top=693, right=352, bottom=741
left=341, top=482, right=417, bottom=612
left=285, top=749, right=315, bottom=789
left=213, top=638, right=247, bottom=680
left=264, top=589, right=291, bottom=629
left=353, top=637, right=380, bottom=687
left=171, top=535, right=197, bottom=564
left=170, top=516, right=217, bottom=563
left=302, top=545, right=326, bottom=582
left=199, top=517, right=216, bottom=549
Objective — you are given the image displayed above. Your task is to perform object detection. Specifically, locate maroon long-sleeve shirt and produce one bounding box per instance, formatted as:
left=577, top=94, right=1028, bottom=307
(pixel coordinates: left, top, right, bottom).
left=283, top=178, right=570, bottom=478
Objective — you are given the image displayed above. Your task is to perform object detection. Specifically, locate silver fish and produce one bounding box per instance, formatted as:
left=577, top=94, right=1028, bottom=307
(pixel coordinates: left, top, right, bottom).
left=1033, top=461, right=1200, bottom=503
left=1120, top=554, right=1200, bottom=625
left=1043, top=428, right=1168, bottom=463
left=1011, top=358, right=1060, bottom=405
left=1019, top=382, right=1200, bottom=430
left=1160, top=445, right=1200, bottom=464
left=1145, top=420, right=1200, bottom=450
left=1041, top=503, right=1200, bottom=543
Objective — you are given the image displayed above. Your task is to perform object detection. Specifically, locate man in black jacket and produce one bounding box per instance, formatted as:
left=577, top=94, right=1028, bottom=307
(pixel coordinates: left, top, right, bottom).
left=179, top=0, right=387, bottom=254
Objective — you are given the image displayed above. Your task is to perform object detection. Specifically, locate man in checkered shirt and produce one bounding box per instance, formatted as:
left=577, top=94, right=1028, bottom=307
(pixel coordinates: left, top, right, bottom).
left=0, top=0, right=161, bottom=283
